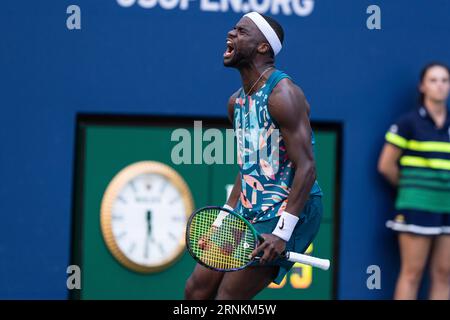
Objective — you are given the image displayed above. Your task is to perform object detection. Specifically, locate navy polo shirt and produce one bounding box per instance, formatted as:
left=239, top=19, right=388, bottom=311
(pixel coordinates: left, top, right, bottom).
left=385, top=106, right=450, bottom=214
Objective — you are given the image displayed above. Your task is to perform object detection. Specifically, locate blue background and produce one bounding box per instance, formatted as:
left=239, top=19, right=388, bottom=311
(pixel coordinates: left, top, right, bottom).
left=1, top=0, right=449, bottom=299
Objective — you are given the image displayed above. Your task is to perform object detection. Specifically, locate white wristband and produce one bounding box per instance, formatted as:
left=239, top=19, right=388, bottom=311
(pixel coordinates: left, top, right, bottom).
left=272, top=211, right=299, bottom=242
left=223, top=204, right=234, bottom=211
left=212, top=204, right=233, bottom=228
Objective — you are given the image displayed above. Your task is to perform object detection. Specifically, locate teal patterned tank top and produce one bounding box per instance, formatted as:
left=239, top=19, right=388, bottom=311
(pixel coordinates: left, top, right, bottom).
left=233, top=69, right=322, bottom=223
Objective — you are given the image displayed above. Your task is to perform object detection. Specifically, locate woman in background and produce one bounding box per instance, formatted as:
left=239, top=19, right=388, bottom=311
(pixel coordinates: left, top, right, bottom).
left=378, top=63, right=450, bottom=300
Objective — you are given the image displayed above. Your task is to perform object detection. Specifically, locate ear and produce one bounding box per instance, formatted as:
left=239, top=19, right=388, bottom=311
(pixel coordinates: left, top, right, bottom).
left=257, top=42, right=271, bottom=55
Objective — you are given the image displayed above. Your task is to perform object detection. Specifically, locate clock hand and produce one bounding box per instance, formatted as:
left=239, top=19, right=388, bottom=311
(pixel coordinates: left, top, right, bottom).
left=144, top=210, right=152, bottom=259
left=147, top=210, right=152, bottom=235
left=144, top=238, right=149, bottom=259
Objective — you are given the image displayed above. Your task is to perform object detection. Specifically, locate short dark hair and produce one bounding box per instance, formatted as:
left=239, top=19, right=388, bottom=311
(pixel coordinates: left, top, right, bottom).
left=261, top=14, right=284, bottom=57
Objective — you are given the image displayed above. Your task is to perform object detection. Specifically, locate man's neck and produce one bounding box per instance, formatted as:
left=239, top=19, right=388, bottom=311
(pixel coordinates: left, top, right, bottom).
left=238, top=62, right=275, bottom=94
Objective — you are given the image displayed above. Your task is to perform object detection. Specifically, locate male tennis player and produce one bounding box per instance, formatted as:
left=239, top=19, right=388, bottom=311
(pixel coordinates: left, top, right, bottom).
left=185, top=12, right=323, bottom=300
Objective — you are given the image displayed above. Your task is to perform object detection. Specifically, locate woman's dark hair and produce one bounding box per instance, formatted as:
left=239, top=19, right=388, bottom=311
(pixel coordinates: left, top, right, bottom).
left=418, top=62, right=450, bottom=105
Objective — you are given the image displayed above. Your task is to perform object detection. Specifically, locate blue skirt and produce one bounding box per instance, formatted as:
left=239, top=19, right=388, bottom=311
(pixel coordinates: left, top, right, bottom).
left=386, top=209, right=450, bottom=236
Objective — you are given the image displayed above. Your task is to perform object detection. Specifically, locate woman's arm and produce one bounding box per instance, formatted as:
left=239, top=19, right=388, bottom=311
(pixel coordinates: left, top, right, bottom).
left=377, top=143, right=403, bottom=186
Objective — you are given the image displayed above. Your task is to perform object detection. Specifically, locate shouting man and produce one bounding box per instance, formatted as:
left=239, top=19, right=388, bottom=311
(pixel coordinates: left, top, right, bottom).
left=185, top=12, right=323, bottom=300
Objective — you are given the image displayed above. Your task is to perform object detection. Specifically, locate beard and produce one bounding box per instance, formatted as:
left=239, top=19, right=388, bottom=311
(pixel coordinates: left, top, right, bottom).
left=223, top=46, right=257, bottom=69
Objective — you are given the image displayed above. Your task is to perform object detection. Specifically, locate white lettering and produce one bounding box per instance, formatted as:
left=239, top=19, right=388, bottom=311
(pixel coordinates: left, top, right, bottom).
left=116, top=0, right=315, bottom=16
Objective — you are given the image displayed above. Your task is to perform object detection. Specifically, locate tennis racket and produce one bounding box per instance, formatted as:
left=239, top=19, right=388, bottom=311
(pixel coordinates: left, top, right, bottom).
left=185, top=206, right=330, bottom=271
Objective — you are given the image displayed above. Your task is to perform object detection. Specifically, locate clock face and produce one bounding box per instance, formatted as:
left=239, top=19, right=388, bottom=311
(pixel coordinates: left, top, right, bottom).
left=101, top=161, right=194, bottom=273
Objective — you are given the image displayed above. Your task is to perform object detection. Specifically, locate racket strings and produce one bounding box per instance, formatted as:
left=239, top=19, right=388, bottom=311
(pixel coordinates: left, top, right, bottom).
left=189, top=208, right=256, bottom=270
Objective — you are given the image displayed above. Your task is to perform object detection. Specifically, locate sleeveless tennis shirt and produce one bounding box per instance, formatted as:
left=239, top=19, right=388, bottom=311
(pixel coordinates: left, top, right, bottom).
left=233, top=69, right=322, bottom=223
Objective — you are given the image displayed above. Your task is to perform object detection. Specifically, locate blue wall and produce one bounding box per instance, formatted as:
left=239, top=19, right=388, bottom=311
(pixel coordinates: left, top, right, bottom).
left=1, top=0, right=449, bottom=299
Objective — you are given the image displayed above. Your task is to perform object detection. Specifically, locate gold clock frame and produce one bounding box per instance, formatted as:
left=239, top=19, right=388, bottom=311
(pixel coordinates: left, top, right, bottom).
left=100, top=161, right=194, bottom=273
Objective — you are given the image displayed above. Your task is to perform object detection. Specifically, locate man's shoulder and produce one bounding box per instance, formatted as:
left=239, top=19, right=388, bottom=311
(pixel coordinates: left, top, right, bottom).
left=269, top=76, right=305, bottom=107
left=227, top=88, right=241, bottom=107
left=270, top=71, right=303, bottom=97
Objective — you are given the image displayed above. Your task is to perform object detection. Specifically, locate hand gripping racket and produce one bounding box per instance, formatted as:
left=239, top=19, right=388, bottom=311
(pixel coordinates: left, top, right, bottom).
left=186, top=206, right=330, bottom=271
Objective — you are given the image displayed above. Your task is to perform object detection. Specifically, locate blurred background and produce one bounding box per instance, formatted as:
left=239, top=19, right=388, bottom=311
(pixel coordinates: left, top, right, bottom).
left=0, top=0, right=449, bottom=300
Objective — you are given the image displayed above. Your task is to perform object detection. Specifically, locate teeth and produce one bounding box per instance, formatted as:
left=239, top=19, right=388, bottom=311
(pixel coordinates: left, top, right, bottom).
left=224, top=39, right=234, bottom=58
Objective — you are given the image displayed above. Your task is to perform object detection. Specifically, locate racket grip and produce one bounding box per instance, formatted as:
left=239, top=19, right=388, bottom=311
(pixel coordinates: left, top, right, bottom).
left=284, top=251, right=330, bottom=270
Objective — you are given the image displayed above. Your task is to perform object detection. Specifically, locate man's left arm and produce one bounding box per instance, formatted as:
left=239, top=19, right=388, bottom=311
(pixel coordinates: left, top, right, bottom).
left=251, top=80, right=317, bottom=263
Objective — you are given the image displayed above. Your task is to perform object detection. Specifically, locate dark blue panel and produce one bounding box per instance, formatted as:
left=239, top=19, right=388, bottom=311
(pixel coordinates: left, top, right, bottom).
left=1, top=0, right=449, bottom=299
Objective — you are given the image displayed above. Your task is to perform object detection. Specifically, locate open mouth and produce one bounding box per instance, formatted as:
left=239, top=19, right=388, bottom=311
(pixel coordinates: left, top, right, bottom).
left=224, top=39, right=235, bottom=58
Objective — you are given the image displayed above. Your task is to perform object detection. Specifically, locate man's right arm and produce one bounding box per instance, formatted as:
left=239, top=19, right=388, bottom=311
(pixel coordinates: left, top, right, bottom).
left=225, top=91, right=241, bottom=209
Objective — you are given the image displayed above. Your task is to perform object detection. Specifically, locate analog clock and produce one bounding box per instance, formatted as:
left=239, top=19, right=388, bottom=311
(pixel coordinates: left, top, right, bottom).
left=100, top=161, right=194, bottom=273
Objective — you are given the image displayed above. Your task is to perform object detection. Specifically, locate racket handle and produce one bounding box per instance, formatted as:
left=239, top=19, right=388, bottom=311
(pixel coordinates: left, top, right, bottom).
left=284, top=251, right=330, bottom=270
